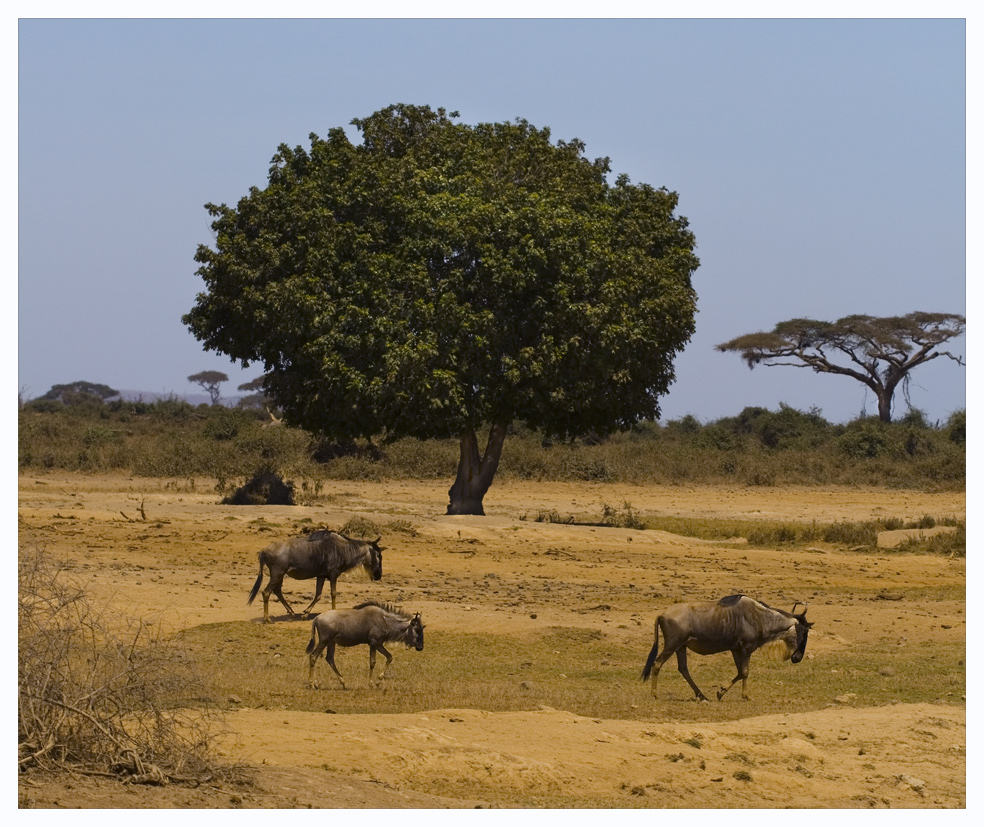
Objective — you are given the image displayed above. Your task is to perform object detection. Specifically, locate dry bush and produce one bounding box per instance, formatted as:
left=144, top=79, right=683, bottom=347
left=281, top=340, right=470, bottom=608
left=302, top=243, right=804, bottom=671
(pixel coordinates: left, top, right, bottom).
left=340, top=515, right=382, bottom=538
left=221, top=467, right=295, bottom=505
left=18, top=545, right=232, bottom=785
left=599, top=501, right=646, bottom=529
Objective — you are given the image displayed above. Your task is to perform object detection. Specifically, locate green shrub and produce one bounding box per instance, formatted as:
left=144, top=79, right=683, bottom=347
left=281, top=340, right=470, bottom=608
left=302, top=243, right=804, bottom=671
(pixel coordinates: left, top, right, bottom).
left=717, top=403, right=830, bottom=450
left=838, top=422, right=889, bottom=458
left=946, top=410, right=966, bottom=444
left=23, top=399, right=64, bottom=414
left=340, top=515, right=382, bottom=538
left=664, top=414, right=702, bottom=435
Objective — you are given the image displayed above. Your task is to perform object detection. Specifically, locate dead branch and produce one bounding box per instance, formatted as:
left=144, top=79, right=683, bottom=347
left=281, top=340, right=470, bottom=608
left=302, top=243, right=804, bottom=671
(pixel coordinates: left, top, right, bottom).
left=18, top=545, right=232, bottom=787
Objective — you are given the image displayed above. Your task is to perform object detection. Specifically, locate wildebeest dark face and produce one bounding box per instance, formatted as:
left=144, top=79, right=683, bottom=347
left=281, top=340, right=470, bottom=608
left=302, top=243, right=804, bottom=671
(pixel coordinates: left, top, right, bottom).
left=363, top=538, right=383, bottom=581
left=408, top=614, right=424, bottom=651
left=791, top=613, right=812, bottom=663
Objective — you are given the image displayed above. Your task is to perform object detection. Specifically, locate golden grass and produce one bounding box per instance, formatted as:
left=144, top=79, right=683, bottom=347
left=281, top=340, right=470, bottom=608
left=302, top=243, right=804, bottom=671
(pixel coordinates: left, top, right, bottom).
left=174, top=621, right=965, bottom=724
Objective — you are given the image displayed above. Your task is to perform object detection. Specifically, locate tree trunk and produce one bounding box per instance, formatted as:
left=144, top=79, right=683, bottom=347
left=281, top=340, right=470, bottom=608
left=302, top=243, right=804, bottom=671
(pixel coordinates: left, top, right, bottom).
left=447, top=423, right=508, bottom=515
left=877, top=391, right=893, bottom=423
left=876, top=368, right=907, bottom=422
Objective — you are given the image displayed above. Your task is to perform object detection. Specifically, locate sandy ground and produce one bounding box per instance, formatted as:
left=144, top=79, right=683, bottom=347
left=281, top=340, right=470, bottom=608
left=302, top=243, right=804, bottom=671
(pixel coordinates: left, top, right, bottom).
left=16, top=473, right=966, bottom=809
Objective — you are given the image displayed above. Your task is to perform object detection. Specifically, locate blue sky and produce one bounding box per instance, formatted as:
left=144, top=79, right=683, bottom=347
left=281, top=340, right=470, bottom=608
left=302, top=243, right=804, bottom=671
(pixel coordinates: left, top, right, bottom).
left=17, top=16, right=968, bottom=425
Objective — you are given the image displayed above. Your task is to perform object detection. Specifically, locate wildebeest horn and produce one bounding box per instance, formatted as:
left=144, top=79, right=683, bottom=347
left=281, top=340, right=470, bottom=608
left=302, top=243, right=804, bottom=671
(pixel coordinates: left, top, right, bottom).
left=791, top=601, right=808, bottom=615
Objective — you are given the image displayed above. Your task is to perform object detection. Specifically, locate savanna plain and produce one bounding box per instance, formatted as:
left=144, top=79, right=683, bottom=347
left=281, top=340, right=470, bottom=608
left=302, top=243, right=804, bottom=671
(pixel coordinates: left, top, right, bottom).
left=17, top=471, right=965, bottom=809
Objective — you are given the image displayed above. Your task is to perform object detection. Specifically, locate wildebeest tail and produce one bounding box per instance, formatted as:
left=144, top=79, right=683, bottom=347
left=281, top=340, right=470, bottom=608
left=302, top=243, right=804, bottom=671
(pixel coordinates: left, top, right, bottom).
left=305, top=620, right=318, bottom=655
left=246, top=551, right=265, bottom=605
left=641, top=622, right=660, bottom=681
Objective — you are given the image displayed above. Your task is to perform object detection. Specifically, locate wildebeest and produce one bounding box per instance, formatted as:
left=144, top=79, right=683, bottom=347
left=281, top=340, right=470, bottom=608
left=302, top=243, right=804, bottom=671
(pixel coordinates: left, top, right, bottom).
left=247, top=530, right=383, bottom=622
left=306, top=600, right=424, bottom=689
left=641, top=594, right=812, bottom=701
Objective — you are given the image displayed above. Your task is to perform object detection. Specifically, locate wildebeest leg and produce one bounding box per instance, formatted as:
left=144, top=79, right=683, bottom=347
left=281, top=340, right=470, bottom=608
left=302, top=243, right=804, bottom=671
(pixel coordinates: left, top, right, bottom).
left=307, top=636, right=327, bottom=688
left=646, top=647, right=676, bottom=699
left=717, top=649, right=751, bottom=701
left=643, top=619, right=674, bottom=698
left=265, top=578, right=296, bottom=622
left=329, top=576, right=338, bottom=609
left=261, top=588, right=288, bottom=623
left=323, top=642, right=346, bottom=689
left=300, top=577, right=326, bottom=615
left=370, top=644, right=393, bottom=682
left=676, top=648, right=710, bottom=701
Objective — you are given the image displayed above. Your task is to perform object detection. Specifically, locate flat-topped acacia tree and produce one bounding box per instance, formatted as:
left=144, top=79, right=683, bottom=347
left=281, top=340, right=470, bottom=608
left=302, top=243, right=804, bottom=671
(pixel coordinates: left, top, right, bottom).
left=187, top=371, right=228, bottom=406
left=716, top=312, right=965, bottom=422
left=184, top=104, right=699, bottom=515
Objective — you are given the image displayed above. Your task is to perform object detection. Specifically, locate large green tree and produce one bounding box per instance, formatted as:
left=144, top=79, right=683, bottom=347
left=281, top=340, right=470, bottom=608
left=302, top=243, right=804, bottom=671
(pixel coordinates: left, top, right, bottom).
left=716, top=312, right=965, bottom=422
left=184, top=104, right=699, bottom=514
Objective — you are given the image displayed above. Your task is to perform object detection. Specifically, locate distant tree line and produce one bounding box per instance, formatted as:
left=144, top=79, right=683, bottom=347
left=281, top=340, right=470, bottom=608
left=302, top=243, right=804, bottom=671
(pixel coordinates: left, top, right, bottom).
left=18, top=390, right=965, bottom=492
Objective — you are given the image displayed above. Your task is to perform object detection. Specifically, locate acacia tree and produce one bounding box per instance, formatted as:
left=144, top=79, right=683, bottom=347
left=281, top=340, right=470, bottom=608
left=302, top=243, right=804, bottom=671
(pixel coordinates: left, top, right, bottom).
left=184, top=104, right=699, bottom=514
left=40, top=381, right=119, bottom=405
left=187, top=371, right=228, bottom=405
left=716, top=312, right=965, bottom=422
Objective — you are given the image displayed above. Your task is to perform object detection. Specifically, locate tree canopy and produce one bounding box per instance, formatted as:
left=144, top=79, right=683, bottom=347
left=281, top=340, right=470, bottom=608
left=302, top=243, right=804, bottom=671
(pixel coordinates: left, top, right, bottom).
left=184, top=104, right=699, bottom=513
left=716, top=312, right=965, bottom=422
left=237, top=375, right=275, bottom=411
left=40, top=381, right=120, bottom=406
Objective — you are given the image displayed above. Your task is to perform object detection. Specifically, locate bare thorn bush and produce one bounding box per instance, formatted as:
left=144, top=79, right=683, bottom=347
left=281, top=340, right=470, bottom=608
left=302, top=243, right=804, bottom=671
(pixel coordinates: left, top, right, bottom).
left=18, top=545, right=236, bottom=786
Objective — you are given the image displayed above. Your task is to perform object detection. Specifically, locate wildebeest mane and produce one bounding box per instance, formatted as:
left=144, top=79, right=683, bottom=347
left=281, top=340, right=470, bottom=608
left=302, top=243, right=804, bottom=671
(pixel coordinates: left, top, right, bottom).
left=718, top=594, right=798, bottom=619
left=759, top=637, right=796, bottom=661
left=758, top=599, right=810, bottom=623
left=352, top=599, right=413, bottom=620
left=306, top=529, right=346, bottom=543
left=303, top=531, right=368, bottom=569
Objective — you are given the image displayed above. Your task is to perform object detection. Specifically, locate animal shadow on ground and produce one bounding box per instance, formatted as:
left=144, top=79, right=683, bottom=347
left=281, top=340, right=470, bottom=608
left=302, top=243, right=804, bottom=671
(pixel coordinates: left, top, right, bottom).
left=249, top=612, right=317, bottom=624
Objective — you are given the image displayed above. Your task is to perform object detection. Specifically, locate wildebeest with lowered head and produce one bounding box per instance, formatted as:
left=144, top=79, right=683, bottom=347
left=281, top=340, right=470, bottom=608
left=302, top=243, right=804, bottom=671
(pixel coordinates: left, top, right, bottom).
left=247, top=530, right=383, bottom=622
left=641, top=594, right=812, bottom=701
left=306, top=600, right=424, bottom=689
